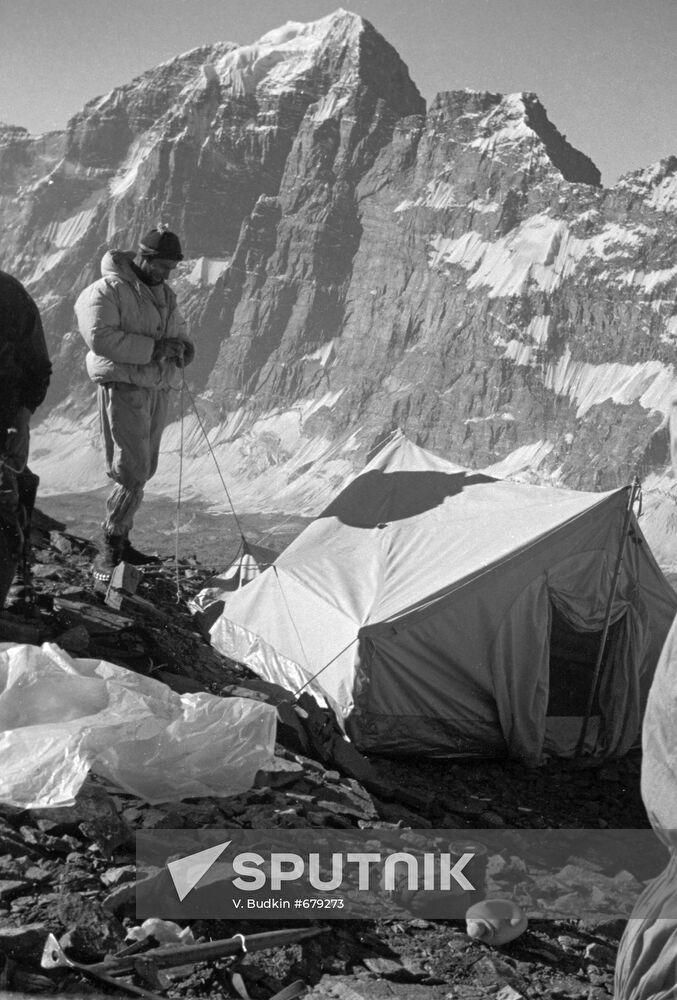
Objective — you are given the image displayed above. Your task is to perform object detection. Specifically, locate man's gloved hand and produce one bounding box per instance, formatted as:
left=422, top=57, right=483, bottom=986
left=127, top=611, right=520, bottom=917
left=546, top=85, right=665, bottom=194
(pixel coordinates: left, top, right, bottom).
left=176, top=340, right=195, bottom=368
left=152, top=338, right=186, bottom=364
left=152, top=338, right=170, bottom=362
left=3, top=407, right=31, bottom=472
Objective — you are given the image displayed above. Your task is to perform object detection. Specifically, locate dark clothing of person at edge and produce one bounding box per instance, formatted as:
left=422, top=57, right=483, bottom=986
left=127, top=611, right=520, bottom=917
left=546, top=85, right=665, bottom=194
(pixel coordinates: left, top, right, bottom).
left=0, top=270, right=52, bottom=612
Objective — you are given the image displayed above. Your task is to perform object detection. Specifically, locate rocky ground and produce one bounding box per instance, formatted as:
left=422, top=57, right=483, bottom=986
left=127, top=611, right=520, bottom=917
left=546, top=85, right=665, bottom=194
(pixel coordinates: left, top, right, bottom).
left=0, top=511, right=659, bottom=999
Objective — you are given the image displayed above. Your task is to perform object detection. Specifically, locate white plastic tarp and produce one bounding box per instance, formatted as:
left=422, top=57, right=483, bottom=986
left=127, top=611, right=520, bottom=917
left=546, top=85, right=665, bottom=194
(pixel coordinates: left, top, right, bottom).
left=0, top=642, right=277, bottom=808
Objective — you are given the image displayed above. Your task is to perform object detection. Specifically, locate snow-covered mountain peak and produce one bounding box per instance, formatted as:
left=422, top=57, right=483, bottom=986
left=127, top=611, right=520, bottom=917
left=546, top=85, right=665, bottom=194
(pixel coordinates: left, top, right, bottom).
left=470, top=91, right=537, bottom=143
left=428, top=88, right=600, bottom=187
left=255, top=8, right=362, bottom=48
left=464, top=90, right=601, bottom=185
left=0, top=122, right=28, bottom=139
left=208, top=9, right=365, bottom=98
left=615, top=156, right=677, bottom=212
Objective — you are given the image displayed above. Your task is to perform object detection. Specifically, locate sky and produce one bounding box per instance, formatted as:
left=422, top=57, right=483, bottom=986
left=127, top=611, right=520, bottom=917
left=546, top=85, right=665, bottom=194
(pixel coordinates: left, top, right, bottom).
left=1, top=0, right=675, bottom=186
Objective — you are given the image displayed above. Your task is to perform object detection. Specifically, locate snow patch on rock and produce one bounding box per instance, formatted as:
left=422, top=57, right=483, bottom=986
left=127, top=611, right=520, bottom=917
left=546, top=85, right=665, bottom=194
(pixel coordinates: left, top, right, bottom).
left=481, top=439, right=555, bottom=478
left=110, top=140, right=154, bottom=198
left=647, top=171, right=677, bottom=212
left=299, top=342, right=336, bottom=367
left=618, top=268, right=677, bottom=293
left=544, top=351, right=676, bottom=419
left=187, top=257, right=231, bottom=285
left=661, top=316, right=677, bottom=344
left=45, top=192, right=105, bottom=248
left=429, top=215, right=647, bottom=297
left=394, top=181, right=499, bottom=215
left=642, top=267, right=677, bottom=291
left=502, top=316, right=552, bottom=365
left=468, top=198, right=500, bottom=214
left=464, top=412, right=515, bottom=424
left=28, top=249, right=69, bottom=284
left=311, top=90, right=352, bottom=123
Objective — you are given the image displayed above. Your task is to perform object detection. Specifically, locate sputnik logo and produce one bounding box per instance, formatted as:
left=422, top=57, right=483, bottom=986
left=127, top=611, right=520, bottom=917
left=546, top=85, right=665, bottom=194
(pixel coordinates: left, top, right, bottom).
left=167, top=841, right=231, bottom=901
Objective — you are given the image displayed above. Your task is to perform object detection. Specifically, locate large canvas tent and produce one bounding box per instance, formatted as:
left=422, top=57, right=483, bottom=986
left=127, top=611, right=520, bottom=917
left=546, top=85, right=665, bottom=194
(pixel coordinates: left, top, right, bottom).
left=211, top=433, right=677, bottom=763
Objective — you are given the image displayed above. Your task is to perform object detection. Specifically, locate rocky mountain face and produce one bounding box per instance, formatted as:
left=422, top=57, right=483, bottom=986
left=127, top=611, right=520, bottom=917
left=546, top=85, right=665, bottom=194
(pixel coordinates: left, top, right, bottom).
left=1, top=10, right=676, bottom=562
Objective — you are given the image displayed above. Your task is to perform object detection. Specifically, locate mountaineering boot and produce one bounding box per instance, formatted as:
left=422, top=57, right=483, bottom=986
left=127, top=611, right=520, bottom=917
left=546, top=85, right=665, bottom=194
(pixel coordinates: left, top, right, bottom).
left=4, top=564, right=33, bottom=616
left=0, top=520, right=18, bottom=612
left=121, top=538, right=161, bottom=566
left=92, top=533, right=125, bottom=583
left=5, top=468, right=39, bottom=614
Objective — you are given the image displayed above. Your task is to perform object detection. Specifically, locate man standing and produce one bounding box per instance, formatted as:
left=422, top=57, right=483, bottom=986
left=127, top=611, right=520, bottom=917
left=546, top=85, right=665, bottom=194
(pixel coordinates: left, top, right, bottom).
left=75, top=225, right=195, bottom=582
left=0, top=270, right=52, bottom=611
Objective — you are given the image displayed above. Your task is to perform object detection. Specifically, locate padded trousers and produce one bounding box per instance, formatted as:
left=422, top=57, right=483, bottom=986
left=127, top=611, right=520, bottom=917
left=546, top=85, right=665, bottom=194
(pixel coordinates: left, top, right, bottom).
left=0, top=461, right=38, bottom=610
left=98, top=383, right=169, bottom=536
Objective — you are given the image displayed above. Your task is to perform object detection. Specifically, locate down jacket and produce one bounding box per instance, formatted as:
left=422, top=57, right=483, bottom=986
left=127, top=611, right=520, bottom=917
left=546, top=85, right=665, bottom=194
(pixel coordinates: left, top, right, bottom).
left=75, top=250, right=193, bottom=390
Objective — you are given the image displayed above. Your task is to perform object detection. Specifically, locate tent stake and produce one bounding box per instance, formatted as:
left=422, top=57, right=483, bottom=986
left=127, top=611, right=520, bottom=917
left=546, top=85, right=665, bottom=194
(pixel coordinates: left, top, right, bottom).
left=575, top=476, right=641, bottom=758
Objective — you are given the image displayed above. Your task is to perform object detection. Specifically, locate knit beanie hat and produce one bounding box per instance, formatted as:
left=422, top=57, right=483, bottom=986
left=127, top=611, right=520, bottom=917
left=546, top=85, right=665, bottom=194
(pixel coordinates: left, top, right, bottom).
left=138, top=224, right=183, bottom=261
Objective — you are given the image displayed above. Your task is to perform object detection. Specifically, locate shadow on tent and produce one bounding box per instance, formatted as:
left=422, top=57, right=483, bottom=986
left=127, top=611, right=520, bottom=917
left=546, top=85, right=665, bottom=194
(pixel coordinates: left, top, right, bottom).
left=319, top=470, right=497, bottom=527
